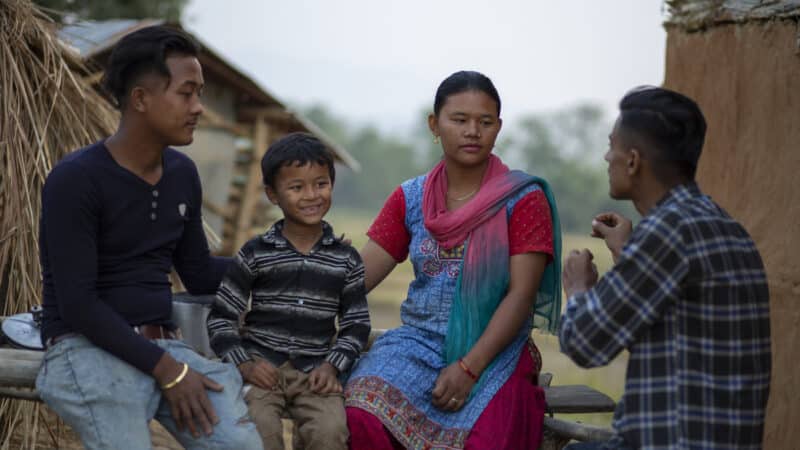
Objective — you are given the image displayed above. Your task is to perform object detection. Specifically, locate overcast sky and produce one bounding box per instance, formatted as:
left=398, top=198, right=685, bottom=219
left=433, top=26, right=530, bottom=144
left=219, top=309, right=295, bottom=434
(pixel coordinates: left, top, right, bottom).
left=184, top=0, right=667, bottom=132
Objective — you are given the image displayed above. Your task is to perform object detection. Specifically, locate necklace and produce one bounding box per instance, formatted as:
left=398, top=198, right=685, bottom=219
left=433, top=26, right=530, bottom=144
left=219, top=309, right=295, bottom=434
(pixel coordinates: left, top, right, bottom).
left=447, top=187, right=478, bottom=202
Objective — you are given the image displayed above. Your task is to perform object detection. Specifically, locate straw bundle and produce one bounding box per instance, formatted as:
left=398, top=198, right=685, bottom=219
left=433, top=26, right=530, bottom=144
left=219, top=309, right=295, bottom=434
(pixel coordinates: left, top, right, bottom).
left=0, top=0, right=117, bottom=447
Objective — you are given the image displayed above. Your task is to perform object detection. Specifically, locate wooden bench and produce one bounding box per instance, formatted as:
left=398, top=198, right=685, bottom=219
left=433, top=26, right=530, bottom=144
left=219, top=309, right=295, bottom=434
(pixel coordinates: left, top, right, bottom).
left=0, top=315, right=615, bottom=448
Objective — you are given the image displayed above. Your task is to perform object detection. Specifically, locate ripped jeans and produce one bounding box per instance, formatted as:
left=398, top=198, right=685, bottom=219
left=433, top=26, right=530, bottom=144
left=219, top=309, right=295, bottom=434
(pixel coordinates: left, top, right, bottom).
left=36, top=335, right=263, bottom=450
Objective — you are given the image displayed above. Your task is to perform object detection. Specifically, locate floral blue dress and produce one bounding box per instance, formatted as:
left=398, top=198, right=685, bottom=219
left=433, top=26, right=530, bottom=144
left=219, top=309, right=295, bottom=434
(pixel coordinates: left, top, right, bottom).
left=344, top=175, right=544, bottom=449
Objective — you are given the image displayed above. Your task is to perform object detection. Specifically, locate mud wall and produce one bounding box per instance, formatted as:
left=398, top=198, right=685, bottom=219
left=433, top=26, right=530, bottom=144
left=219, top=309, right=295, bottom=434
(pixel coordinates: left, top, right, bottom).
left=664, top=20, right=800, bottom=448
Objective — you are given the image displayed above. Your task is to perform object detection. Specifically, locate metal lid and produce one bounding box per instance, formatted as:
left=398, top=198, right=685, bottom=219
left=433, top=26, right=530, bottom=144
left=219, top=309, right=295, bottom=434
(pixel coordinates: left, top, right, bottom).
left=1, top=312, right=44, bottom=350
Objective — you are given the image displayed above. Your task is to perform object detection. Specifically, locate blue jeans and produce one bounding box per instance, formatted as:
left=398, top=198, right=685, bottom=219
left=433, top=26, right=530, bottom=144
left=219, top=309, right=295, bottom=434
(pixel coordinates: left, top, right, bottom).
left=36, top=335, right=263, bottom=450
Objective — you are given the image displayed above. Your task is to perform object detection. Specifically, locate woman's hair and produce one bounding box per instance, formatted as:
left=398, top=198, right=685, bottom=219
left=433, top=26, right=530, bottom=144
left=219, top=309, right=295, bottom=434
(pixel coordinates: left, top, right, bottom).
left=102, top=26, right=200, bottom=109
left=261, top=132, right=336, bottom=188
left=618, top=86, right=706, bottom=181
left=433, top=71, right=501, bottom=116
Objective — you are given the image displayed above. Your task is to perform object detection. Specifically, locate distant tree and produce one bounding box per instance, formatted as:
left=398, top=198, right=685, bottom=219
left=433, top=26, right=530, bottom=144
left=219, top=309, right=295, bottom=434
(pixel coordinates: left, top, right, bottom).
left=304, top=101, right=637, bottom=230
left=35, top=0, right=188, bottom=22
left=510, top=103, right=637, bottom=233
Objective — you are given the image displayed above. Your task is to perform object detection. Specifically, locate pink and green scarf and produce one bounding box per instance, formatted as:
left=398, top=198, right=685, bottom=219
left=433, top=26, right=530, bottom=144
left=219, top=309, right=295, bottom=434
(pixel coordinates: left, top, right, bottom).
left=423, top=154, right=561, bottom=387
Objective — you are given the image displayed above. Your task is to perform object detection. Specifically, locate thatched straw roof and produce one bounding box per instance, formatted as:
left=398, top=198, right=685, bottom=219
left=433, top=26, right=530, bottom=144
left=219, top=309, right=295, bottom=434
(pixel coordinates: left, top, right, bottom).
left=0, top=1, right=118, bottom=447
left=666, top=0, right=800, bottom=31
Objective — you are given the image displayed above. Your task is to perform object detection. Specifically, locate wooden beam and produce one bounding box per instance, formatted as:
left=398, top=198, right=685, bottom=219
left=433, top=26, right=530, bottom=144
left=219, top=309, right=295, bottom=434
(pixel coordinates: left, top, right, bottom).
left=234, top=115, right=270, bottom=250
left=0, top=348, right=42, bottom=388
left=237, top=106, right=295, bottom=125
left=542, top=385, right=616, bottom=414
left=0, top=387, right=39, bottom=401
left=202, top=197, right=230, bottom=219
left=200, top=104, right=251, bottom=137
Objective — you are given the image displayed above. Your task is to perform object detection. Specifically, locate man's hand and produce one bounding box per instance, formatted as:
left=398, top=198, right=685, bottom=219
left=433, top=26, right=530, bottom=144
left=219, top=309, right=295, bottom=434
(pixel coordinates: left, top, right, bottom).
left=591, top=212, right=633, bottom=263
left=431, top=362, right=475, bottom=412
left=308, top=362, right=342, bottom=394
left=238, top=359, right=280, bottom=391
left=563, top=249, right=599, bottom=298
left=152, top=354, right=222, bottom=438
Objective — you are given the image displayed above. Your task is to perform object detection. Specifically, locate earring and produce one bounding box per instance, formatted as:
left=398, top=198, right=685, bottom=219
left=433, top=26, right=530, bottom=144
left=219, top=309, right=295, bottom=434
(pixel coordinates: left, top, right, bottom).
left=433, top=135, right=440, bottom=145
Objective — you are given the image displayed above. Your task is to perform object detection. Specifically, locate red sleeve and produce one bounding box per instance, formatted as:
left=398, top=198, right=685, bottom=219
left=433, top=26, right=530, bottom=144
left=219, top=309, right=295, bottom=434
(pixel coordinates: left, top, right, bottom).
left=366, top=186, right=410, bottom=262
left=509, top=189, right=554, bottom=259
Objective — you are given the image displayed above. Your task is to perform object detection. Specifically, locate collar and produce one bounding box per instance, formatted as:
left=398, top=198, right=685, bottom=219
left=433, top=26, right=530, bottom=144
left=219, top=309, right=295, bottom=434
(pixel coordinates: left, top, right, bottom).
left=261, top=219, right=336, bottom=248
left=656, top=181, right=703, bottom=206
left=654, top=181, right=703, bottom=210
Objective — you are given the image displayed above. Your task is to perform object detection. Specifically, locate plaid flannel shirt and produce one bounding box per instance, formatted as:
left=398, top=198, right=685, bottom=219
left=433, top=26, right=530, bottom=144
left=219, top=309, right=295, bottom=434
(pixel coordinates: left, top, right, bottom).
left=560, top=182, right=771, bottom=449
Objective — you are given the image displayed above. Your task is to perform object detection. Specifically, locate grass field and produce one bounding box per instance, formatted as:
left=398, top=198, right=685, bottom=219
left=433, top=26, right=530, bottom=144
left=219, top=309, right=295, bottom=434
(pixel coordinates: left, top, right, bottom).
left=327, top=209, right=627, bottom=427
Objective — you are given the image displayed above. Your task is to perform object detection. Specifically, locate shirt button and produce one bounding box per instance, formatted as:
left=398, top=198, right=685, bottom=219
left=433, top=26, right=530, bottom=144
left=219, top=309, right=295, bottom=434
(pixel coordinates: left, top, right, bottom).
left=298, top=299, right=304, bottom=305
left=151, top=201, right=158, bottom=208
left=152, top=190, right=159, bottom=198
left=150, top=212, right=157, bottom=221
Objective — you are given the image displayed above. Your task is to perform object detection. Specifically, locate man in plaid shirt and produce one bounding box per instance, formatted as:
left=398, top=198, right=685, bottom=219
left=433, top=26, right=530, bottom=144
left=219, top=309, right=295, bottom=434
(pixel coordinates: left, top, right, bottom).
left=560, top=87, right=771, bottom=449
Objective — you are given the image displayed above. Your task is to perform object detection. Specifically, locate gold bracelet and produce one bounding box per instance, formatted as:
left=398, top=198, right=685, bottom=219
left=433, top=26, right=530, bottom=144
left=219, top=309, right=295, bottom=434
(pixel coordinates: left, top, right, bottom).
left=161, top=363, right=189, bottom=390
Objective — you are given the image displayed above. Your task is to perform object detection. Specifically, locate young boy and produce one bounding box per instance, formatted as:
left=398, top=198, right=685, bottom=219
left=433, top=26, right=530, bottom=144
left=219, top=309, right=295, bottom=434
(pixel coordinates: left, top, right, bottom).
left=207, top=132, right=370, bottom=450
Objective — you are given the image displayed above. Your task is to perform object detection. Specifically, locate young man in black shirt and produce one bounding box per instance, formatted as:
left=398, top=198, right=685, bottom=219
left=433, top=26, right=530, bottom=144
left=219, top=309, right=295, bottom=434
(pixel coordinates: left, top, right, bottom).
left=37, top=26, right=261, bottom=449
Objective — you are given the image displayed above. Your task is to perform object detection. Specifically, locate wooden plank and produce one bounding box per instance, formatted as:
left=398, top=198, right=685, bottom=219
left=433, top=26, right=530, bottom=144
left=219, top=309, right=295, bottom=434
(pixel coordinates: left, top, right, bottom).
left=543, top=416, right=614, bottom=442
left=0, top=348, right=42, bottom=388
left=0, top=386, right=39, bottom=401
left=233, top=115, right=270, bottom=250
left=543, top=385, right=616, bottom=414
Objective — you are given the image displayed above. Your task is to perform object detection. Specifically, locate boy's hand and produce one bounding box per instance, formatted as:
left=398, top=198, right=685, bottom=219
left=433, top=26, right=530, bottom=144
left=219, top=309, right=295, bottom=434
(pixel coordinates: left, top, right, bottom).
left=238, top=360, right=279, bottom=391
left=308, top=362, right=342, bottom=394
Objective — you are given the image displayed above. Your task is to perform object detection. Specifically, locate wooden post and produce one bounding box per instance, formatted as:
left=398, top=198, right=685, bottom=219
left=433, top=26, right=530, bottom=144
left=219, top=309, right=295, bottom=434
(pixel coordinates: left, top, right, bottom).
left=234, top=114, right=270, bottom=251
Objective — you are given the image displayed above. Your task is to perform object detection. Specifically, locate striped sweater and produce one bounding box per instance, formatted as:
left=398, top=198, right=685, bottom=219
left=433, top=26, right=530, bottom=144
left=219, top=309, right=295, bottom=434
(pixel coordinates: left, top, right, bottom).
left=207, top=220, right=370, bottom=373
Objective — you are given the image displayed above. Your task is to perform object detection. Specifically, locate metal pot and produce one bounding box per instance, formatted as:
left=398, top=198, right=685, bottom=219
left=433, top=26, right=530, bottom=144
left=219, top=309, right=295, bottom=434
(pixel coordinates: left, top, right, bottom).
left=171, top=293, right=215, bottom=358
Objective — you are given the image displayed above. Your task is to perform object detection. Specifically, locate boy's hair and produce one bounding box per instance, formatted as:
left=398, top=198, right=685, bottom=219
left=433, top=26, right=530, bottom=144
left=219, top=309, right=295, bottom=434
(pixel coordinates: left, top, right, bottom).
left=618, top=86, right=707, bottom=181
left=102, top=25, right=200, bottom=110
left=261, top=132, right=336, bottom=188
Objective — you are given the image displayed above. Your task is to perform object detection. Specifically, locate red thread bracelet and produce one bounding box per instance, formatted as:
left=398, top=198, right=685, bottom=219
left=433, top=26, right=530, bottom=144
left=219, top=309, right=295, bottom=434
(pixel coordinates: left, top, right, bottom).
left=458, top=358, right=478, bottom=381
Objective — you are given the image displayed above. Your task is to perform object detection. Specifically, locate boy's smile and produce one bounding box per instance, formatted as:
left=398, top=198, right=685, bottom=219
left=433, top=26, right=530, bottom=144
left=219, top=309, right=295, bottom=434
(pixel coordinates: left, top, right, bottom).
left=265, top=161, right=332, bottom=232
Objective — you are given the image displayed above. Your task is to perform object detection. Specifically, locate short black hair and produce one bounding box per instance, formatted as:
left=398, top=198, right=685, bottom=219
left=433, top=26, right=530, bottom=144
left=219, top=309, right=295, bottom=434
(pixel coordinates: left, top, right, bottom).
left=102, top=25, right=199, bottom=109
left=433, top=71, right=501, bottom=116
left=261, top=132, right=335, bottom=188
left=618, top=86, right=707, bottom=181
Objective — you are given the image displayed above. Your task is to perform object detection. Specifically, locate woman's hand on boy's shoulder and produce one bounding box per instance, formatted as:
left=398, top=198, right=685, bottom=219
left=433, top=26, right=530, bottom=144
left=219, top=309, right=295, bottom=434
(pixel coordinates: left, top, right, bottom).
left=308, top=362, right=342, bottom=394
left=238, top=359, right=279, bottom=391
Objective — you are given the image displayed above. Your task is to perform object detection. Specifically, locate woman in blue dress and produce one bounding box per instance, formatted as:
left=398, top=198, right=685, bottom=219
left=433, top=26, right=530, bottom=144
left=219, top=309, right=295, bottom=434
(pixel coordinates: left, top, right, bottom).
left=345, top=71, right=562, bottom=450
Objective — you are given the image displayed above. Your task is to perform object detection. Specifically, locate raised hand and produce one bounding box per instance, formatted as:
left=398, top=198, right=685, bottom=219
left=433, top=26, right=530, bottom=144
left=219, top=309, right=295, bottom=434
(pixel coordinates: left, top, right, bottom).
left=562, top=249, right=599, bottom=298
left=591, top=212, right=633, bottom=262
left=238, top=359, right=280, bottom=391
left=308, top=362, right=342, bottom=394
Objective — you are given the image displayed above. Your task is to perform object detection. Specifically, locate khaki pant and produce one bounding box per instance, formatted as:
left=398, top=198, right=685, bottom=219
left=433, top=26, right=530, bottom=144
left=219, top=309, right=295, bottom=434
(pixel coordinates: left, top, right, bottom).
left=244, top=362, right=348, bottom=450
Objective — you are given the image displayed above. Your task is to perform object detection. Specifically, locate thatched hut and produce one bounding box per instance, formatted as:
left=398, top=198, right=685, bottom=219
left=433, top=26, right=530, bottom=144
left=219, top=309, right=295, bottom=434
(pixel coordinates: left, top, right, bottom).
left=0, top=1, right=120, bottom=447
left=57, top=19, right=360, bottom=256
left=663, top=1, right=800, bottom=447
